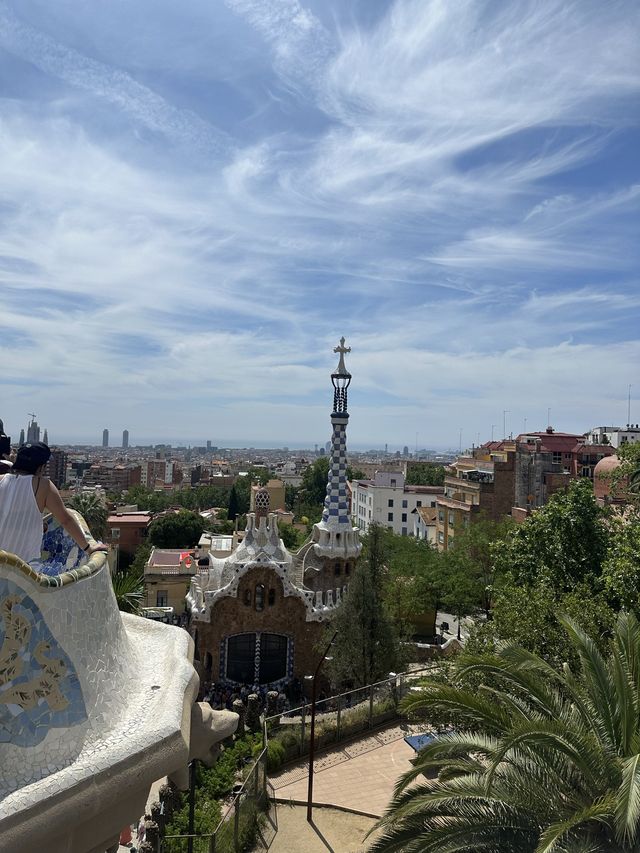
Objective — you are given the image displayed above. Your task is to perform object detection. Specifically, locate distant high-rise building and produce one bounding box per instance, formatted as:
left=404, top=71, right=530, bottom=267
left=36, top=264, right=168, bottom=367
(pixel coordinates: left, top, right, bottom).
left=122, top=429, right=129, bottom=449
left=19, top=428, right=25, bottom=446
left=403, top=445, right=409, bottom=457
left=102, top=428, right=109, bottom=448
left=47, top=449, right=68, bottom=488
left=384, top=443, right=388, bottom=455
left=325, top=441, right=331, bottom=453
left=206, top=440, right=211, bottom=450
left=43, top=429, right=49, bottom=445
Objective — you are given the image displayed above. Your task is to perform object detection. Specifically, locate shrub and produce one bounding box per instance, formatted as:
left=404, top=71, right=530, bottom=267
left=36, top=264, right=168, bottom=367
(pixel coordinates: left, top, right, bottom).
left=266, top=739, right=286, bottom=772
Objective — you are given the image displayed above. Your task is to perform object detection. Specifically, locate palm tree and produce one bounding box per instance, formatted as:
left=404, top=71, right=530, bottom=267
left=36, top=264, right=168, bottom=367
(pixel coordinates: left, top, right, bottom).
left=371, top=613, right=640, bottom=853
left=111, top=571, right=144, bottom=614
left=66, top=493, right=108, bottom=540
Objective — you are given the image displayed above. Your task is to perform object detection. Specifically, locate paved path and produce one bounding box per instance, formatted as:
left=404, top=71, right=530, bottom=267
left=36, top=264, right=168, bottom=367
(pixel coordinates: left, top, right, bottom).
left=269, top=723, right=420, bottom=817
left=254, top=803, right=379, bottom=853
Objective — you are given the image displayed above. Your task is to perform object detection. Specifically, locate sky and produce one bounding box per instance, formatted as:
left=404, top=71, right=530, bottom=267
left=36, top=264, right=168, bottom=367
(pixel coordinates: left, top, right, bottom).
left=0, top=0, right=639, bottom=450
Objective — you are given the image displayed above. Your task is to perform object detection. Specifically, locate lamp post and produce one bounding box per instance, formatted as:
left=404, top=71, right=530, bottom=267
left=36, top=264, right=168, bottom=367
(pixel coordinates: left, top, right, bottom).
left=187, top=759, right=197, bottom=853
left=306, top=631, right=338, bottom=824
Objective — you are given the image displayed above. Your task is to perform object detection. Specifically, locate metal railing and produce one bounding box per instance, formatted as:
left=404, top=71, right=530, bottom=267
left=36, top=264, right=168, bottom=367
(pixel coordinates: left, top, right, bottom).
left=160, top=748, right=269, bottom=853
left=264, top=666, right=437, bottom=762
left=159, top=666, right=436, bottom=852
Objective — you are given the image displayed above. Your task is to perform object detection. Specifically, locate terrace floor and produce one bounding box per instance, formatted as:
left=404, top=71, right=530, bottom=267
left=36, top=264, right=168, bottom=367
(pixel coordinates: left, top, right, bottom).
left=269, top=721, right=420, bottom=817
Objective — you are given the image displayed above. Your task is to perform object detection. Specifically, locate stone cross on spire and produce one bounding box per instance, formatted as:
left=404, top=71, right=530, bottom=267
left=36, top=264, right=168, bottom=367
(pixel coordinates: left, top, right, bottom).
left=333, top=337, right=351, bottom=376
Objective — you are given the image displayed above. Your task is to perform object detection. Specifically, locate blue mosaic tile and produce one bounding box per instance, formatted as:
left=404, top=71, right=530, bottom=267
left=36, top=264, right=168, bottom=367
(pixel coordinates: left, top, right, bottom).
left=39, top=518, right=84, bottom=577
left=0, top=577, right=87, bottom=746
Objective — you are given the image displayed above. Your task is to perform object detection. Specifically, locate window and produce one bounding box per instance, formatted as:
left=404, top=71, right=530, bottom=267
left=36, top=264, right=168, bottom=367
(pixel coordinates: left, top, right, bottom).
left=416, top=500, right=422, bottom=507
left=156, top=590, right=168, bottom=607
left=402, top=499, right=408, bottom=508
left=438, top=510, right=444, bottom=523
left=345, top=563, right=351, bottom=576
left=552, top=451, right=562, bottom=464
left=401, top=527, right=407, bottom=536
left=402, top=513, right=407, bottom=523
left=244, top=589, right=251, bottom=606
left=438, top=532, right=444, bottom=544
left=388, top=512, right=394, bottom=522
left=390, top=479, right=397, bottom=487
left=334, top=563, right=341, bottom=575
left=110, top=528, right=120, bottom=539
left=222, top=629, right=290, bottom=684
left=388, top=499, right=394, bottom=507
left=268, top=588, right=276, bottom=606
left=449, top=512, right=455, bottom=527
left=259, top=633, right=288, bottom=683
left=255, top=583, right=265, bottom=611
left=226, top=634, right=256, bottom=683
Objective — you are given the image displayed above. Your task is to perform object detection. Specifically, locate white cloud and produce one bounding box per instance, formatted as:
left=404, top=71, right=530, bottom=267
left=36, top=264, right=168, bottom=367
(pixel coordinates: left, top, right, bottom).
left=0, top=0, right=638, bottom=445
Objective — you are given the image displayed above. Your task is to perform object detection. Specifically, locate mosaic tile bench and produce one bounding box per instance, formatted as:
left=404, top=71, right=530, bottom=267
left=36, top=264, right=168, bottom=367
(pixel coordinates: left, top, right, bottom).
left=0, top=512, right=237, bottom=853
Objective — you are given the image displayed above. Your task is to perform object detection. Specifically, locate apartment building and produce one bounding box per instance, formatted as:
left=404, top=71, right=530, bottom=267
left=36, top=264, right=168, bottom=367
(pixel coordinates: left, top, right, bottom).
left=350, top=471, right=443, bottom=536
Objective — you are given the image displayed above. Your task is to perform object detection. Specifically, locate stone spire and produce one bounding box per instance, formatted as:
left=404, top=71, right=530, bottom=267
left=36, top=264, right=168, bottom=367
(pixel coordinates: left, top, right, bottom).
left=312, top=339, right=361, bottom=559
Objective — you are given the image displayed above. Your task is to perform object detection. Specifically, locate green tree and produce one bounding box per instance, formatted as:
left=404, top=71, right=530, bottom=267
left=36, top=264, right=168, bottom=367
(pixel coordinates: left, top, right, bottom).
left=300, top=457, right=330, bottom=507
left=613, top=442, right=640, bottom=506
left=147, top=511, right=205, bottom=549
left=602, top=513, right=640, bottom=614
left=278, top=523, right=302, bottom=550
left=346, top=466, right=365, bottom=480
left=471, top=481, right=615, bottom=665
left=443, top=517, right=514, bottom=618
left=285, top=484, right=300, bottom=511
left=66, top=493, right=108, bottom=539
left=227, top=484, right=240, bottom=521
left=493, top=479, right=610, bottom=591
left=381, top=529, right=442, bottom=639
left=405, top=463, right=445, bottom=486
left=325, top=524, right=399, bottom=688
left=126, top=542, right=152, bottom=577
left=372, top=612, right=640, bottom=853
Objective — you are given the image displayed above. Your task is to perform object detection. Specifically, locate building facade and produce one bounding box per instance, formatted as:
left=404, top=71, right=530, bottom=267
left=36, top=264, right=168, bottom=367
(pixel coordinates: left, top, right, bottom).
left=350, top=470, right=442, bottom=536
left=585, top=425, right=640, bottom=448
left=187, top=339, right=361, bottom=690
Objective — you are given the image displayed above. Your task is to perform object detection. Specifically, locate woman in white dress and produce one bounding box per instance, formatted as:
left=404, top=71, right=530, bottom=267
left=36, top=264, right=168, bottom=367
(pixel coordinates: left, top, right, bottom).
left=0, top=442, right=107, bottom=565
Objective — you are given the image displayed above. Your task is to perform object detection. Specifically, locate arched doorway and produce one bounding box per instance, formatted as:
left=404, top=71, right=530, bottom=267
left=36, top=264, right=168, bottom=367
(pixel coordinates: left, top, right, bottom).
left=225, top=632, right=289, bottom=684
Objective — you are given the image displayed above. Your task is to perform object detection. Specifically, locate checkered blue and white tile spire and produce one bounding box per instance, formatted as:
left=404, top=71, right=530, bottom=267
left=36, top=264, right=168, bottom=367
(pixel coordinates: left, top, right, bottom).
left=322, top=337, right=352, bottom=528
left=312, top=338, right=362, bottom=560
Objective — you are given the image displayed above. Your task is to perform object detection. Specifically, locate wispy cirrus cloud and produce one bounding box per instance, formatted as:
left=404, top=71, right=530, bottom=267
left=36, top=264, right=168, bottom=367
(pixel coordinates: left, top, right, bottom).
left=0, top=0, right=638, bottom=446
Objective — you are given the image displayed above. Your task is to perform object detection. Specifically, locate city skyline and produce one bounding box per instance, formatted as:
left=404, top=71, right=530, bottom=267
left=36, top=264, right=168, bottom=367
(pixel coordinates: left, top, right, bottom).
left=0, top=1, right=638, bottom=446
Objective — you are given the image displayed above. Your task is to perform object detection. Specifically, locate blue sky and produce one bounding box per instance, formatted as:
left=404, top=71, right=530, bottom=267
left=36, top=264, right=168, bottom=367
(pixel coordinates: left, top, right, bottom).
left=0, top=0, right=638, bottom=449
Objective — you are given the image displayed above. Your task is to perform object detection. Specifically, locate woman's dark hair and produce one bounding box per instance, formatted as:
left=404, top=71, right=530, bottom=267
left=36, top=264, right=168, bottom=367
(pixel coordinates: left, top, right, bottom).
left=0, top=418, right=10, bottom=457
left=14, top=442, right=51, bottom=474
left=0, top=433, right=10, bottom=457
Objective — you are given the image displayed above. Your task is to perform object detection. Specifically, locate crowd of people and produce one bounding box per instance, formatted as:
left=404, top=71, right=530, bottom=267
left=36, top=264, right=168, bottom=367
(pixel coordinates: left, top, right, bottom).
left=201, top=677, right=306, bottom=714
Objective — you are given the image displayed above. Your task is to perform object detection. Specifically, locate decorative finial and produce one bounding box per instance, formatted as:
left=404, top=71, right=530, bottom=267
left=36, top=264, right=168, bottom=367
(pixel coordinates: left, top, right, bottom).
left=333, top=337, right=351, bottom=376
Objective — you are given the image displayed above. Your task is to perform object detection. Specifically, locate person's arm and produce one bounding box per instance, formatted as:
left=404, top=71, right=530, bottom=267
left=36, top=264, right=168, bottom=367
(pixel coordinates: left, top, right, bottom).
left=43, top=481, right=107, bottom=555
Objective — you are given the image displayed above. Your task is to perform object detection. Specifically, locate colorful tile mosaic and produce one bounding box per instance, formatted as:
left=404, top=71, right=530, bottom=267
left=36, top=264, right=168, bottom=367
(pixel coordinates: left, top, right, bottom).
left=39, top=515, right=85, bottom=577
left=0, top=577, right=87, bottom=746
